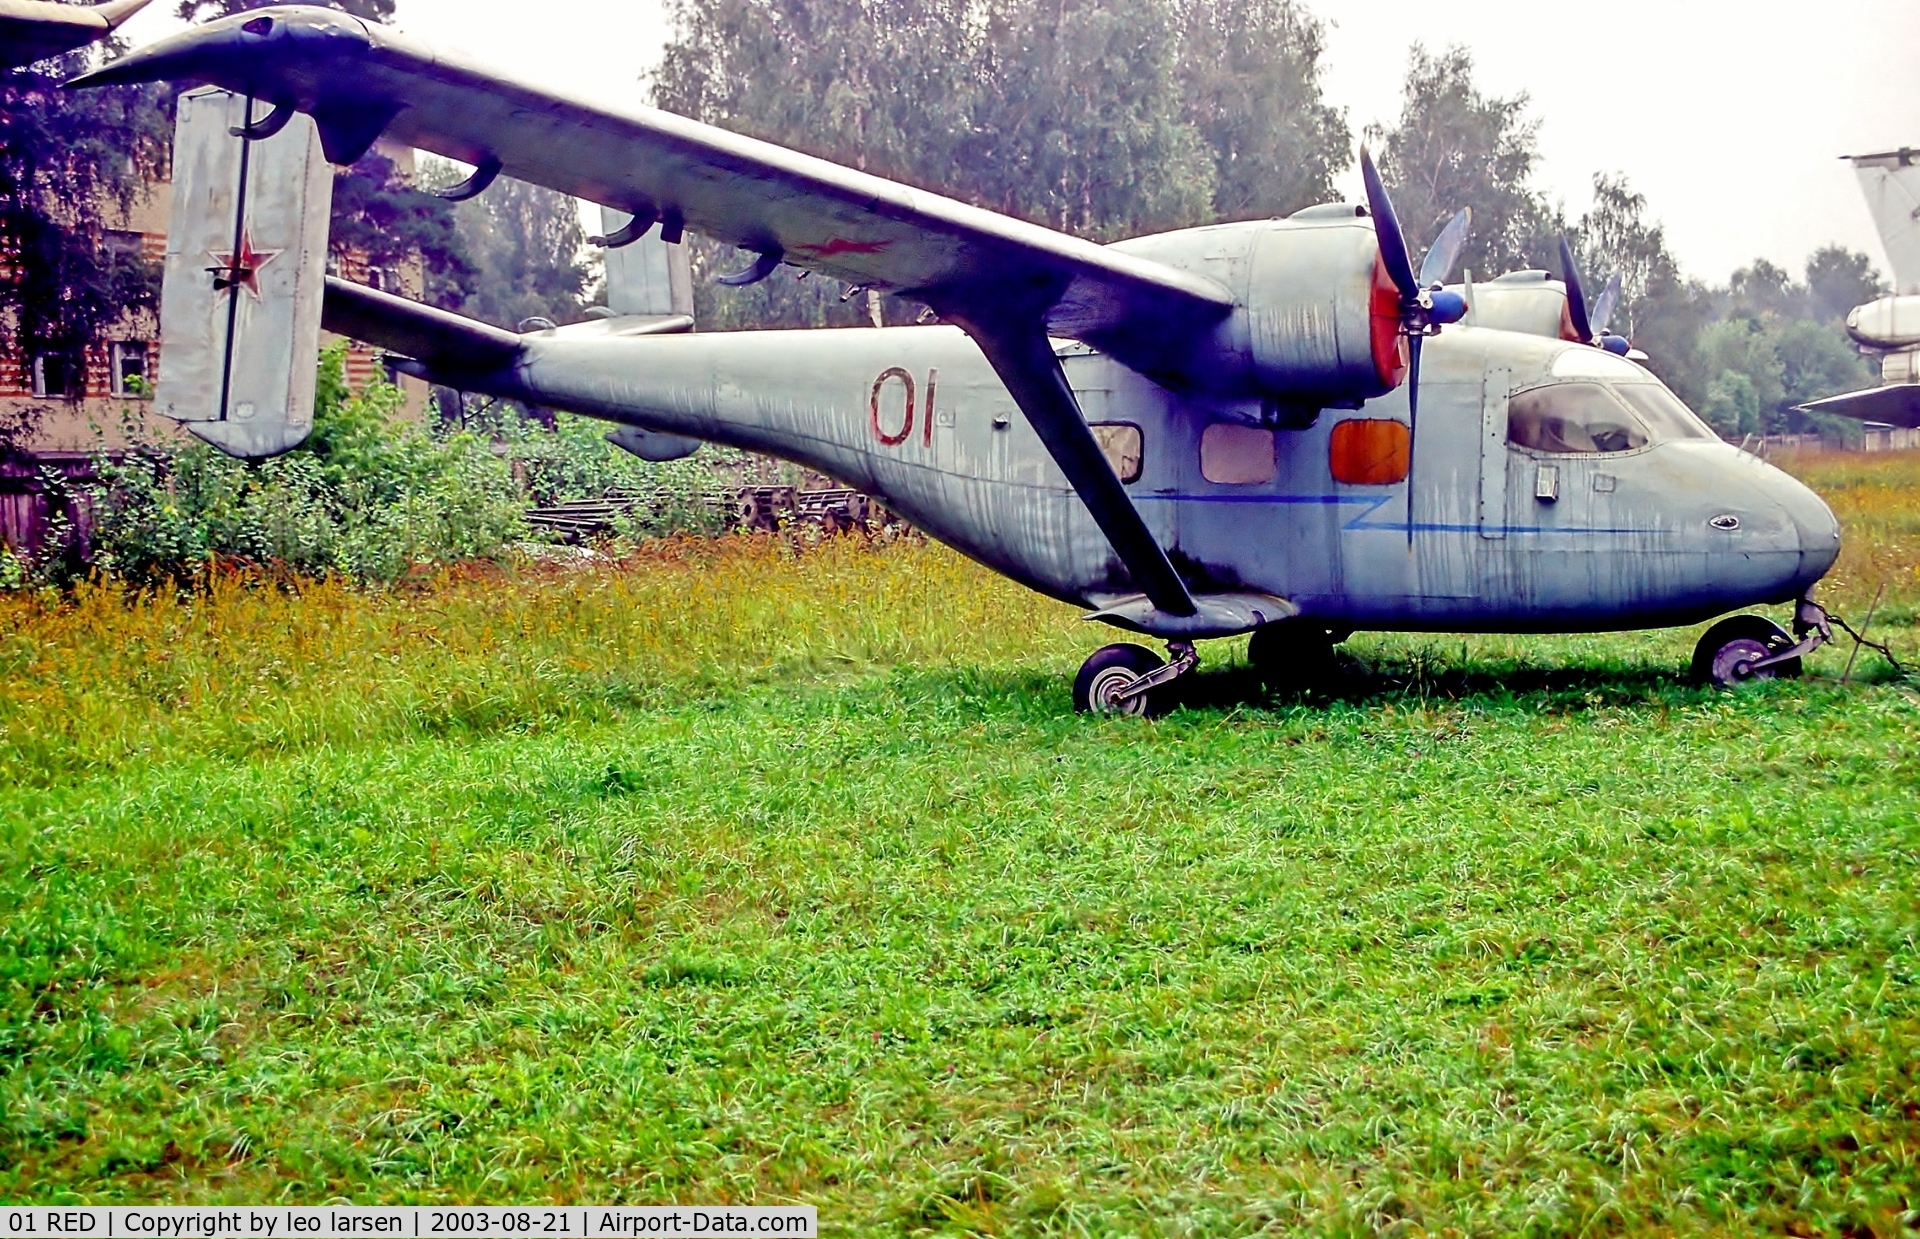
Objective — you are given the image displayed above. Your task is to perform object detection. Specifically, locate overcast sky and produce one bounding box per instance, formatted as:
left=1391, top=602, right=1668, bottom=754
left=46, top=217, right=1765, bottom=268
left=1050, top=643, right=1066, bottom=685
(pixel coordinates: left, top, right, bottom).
left=121, top=0, right=1920, bottom=285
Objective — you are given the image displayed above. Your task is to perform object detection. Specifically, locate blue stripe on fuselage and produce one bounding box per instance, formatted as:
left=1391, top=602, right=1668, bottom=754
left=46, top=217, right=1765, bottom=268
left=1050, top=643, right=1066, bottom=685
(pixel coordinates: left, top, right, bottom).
left=1130, top=491, right=1649, bottom=535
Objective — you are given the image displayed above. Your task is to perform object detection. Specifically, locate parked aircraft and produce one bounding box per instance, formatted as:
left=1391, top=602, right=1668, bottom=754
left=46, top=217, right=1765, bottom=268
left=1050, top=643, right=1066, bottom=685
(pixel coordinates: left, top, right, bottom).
left=75, top=7, right=1858, bottom=712
left=1799, top=147, right=1920, bottom=429
left=0, top=0, right=149, bottom=69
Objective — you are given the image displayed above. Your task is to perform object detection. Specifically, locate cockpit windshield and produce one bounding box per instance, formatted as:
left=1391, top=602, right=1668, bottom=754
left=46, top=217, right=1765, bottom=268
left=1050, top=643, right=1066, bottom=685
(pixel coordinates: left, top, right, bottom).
left=1614, top=382, right=1717, bottom=441
left=1507, top=380, right=1715, bottom=454
left=1508, top=382, right=1647, bottom=453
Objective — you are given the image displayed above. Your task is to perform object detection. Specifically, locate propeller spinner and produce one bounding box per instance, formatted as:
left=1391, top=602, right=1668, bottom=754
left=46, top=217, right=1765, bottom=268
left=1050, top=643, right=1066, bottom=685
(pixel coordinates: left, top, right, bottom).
left=1359, top=147, right=1470, bottom=542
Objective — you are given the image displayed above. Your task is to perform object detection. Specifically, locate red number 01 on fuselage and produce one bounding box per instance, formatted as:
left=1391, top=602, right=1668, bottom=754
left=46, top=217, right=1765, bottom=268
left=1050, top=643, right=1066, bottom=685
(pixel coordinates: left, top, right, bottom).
left=870, top=367, right=938, bottom=447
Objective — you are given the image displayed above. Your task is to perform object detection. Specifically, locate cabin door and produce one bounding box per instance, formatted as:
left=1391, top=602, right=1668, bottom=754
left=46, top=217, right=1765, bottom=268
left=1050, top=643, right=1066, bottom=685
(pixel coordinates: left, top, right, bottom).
left=1478, top=367, right=1511, bottom=538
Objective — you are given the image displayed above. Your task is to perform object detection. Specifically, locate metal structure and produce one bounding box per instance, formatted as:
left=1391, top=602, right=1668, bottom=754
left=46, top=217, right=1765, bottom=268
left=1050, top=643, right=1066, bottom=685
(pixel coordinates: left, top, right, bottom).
left=72, top=8, right=1869, bottom=710
left=1798, top=148, right=1920, bottom=430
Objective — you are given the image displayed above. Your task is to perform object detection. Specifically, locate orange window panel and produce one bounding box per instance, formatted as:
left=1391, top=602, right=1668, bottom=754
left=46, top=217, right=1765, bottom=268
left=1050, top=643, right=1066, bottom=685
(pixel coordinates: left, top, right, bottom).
left=1329, top=418, right=1409, bottom=485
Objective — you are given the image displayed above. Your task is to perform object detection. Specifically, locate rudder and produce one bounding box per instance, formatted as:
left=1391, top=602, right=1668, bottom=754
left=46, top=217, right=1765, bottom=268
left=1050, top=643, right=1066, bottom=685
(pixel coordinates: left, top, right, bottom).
left=156, top=88, right=332, bottom=457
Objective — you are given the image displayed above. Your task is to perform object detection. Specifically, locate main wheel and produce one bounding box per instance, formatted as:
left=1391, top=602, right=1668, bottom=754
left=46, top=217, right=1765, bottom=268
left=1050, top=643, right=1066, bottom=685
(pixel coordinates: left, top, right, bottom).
left=1247, top=622, right=1344, bottom=693
left=1691, top=615, right=1800, bottom=687
left=1073, top=643, right=1168, bottom=717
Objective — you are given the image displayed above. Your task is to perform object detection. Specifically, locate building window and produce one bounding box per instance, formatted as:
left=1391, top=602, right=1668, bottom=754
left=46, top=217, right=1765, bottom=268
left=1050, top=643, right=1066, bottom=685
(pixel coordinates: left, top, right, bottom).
left=103, top=230, right=144, bottom=262
left=31, top=353, right=79, bottom=398
left=111, top=341, right=151, bottom=397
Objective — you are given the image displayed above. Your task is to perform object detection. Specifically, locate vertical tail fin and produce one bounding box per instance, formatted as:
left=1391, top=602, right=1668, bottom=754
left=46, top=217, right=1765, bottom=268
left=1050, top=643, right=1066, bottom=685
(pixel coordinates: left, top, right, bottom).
left=156, top=87, right=332, bottom=458
left=598, top=205, right=693, bottom=321
left=1850, top=150, right=1920, bottom=295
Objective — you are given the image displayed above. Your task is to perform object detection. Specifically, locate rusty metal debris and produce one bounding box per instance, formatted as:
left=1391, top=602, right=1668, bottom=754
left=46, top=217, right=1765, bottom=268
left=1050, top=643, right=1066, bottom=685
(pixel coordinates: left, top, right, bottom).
left=525, top=486, right=888, bottom=542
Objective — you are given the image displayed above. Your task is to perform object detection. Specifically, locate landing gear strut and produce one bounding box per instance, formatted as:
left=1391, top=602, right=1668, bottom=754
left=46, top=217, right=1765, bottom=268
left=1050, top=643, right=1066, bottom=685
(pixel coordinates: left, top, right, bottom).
left=1073, top=641, right=1198, bottom=717
left=1691, top=591, right=1833, bottom=688
left=1246, top=620, right=1350, bottom=693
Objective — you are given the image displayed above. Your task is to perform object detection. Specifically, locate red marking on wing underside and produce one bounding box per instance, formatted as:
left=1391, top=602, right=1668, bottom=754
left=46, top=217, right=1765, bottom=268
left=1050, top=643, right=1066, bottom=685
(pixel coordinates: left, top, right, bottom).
left=796, top=237, right=893, bottom=257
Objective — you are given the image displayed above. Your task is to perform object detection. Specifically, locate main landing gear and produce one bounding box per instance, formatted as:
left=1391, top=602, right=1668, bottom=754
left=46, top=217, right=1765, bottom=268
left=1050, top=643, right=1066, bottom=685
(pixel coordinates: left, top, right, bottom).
left=1073, top=641, right=1197, bottom=717
left=1247, top=620, right=1351, bottom=693
left=1691, top=591, right=1834, bottom=688
left=1073, top=621, right=1356, bottom=716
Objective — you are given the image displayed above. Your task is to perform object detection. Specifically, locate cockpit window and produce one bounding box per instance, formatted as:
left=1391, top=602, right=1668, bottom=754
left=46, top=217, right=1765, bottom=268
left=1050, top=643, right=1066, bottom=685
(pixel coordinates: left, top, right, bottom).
left=1508, top=382, right=1649, bottom=454
left=1614, top=382, right=1717, bottom=441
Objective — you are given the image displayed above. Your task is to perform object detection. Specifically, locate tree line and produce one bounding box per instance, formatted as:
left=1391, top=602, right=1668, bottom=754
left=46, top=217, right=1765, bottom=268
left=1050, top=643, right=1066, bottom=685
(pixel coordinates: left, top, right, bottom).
left=1, top=0, right=1883, bottom=440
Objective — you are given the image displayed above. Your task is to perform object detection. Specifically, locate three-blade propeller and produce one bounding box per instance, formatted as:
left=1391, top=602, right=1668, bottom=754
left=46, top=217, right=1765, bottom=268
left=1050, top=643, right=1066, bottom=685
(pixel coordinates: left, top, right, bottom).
left=1359, top=146, right=1471, bottom=542
left=1558, top=237, right=1642, bottom=358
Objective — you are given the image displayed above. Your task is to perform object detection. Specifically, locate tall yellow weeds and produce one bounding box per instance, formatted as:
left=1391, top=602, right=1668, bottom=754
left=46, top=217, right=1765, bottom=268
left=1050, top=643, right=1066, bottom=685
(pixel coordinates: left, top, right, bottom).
left=0, top=535, right=1076, bottom=784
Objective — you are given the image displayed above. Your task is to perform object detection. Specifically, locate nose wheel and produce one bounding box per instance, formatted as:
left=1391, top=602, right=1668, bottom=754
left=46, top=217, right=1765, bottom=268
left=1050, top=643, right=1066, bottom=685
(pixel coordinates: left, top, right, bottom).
left=1074, top=641, right=1197, bottom=717
left=1691, top=594, right=1833, bottom=688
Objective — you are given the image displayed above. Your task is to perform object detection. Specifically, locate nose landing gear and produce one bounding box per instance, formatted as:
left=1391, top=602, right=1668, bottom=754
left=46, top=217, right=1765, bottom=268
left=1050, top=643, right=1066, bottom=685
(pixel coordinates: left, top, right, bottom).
left=1691, top=591, right=1833, bottom=688
left=1073, top=641, right=1197, bottom=717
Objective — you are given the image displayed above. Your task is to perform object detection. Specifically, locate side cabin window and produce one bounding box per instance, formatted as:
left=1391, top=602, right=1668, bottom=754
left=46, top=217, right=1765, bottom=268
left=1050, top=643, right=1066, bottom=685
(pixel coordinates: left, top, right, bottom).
left=1089, top=422, right=1143, bottom=483
left=1200, top=422, right=1274, bottom=484
left=1508, top=382, right=1649, bottom=454
left=1329, top=418, right=1410, bottom=484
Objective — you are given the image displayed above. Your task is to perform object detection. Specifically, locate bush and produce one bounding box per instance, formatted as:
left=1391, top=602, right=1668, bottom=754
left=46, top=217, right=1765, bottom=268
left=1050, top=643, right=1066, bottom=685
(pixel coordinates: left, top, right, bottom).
left=486, top=408, right=738, bottom=537
left=83, top=346, right=528, bottom=584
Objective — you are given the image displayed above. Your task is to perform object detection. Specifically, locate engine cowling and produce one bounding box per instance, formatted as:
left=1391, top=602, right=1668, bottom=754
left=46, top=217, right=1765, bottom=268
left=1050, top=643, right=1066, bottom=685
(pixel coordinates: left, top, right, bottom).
left=1455, top=269, right=1581, bottom=342
left=1109, top=206, right=1404, bottom=409
left=1847, top=295, right=1920, bottom=351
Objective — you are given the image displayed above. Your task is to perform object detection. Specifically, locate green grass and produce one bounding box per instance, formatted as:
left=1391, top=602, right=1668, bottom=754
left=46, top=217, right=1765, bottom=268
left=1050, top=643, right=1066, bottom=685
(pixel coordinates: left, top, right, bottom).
left=3, top=459, right=1919, bottom=1234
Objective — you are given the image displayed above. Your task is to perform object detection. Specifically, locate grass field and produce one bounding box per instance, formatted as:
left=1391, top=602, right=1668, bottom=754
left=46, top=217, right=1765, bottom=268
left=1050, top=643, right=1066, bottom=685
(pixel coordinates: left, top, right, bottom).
left=2, top=451, right=1918, bottom=1234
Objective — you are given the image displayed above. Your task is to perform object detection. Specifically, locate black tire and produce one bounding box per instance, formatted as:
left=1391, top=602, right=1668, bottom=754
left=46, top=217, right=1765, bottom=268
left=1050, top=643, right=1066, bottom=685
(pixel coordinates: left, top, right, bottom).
left=1691, top=615, right=1799, bottom=687
left=1073, top=643, right=1168, bottom=717
left=1247, top=621, right=1343, bottom=693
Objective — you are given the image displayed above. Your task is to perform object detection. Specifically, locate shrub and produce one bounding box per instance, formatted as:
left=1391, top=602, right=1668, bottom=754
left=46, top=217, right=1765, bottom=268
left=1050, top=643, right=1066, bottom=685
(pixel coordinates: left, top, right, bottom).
left=84, top=346, right=529, bottom=585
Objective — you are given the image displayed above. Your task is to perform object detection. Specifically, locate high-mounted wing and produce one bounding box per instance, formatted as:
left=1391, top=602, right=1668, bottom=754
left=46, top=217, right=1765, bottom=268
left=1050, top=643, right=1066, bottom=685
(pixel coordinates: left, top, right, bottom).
left=76, top=3, right=1228, bottom=616
left=0, top=0, right=150, bottom=69
left=71, top=7, right=1232, bottom=364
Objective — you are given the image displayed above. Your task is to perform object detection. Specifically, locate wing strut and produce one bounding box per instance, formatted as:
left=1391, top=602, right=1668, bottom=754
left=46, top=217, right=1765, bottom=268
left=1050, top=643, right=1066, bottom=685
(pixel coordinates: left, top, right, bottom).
left=958, top=318, right=1197, bottom=618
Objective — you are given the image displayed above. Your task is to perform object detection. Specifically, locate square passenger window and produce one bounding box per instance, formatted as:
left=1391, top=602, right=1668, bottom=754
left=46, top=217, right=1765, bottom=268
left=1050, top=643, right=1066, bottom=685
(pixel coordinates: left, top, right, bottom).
left=1329, top=418, right=1409, bottom=484
left=1200, top=422, right=1274, bottom=485
left=1089, top=422, right=1142, bottom=483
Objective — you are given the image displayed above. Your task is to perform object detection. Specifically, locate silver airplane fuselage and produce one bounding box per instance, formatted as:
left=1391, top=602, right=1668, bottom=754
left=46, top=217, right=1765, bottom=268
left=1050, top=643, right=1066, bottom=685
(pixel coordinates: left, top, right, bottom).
left=498, top=313, right=1839, bottom=638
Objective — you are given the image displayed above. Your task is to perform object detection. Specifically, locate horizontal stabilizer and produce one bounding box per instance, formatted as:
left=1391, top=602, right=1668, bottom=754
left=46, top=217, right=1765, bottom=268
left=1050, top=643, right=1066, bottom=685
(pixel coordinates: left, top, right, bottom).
left=321, top=276, right=523, bottom=374
left=1797, top=384, right=1920, bottom=429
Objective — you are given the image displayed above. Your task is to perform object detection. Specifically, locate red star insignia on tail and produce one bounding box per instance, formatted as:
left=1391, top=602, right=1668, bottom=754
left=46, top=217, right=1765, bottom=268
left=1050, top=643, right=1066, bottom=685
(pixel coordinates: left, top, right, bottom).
left=207, top=230, right=282, bottom=301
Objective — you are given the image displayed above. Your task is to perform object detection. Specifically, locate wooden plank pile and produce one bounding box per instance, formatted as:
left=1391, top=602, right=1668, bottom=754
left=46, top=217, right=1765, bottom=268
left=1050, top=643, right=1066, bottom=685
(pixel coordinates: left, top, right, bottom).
left=525, top=485, right=886, bottom=542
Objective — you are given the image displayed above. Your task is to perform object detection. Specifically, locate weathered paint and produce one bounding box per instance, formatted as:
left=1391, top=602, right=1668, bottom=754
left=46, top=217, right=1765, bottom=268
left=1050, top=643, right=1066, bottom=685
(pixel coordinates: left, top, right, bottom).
left=488, top=319, right=1839, bottom=638
left=156, top=88, right=331, bottom=458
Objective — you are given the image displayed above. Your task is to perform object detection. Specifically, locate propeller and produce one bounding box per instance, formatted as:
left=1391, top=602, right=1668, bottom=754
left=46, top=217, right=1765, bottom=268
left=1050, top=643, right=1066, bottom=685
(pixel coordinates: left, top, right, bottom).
left=1419, top=207, right=1473, bottom=293
left=1360, top=148, right=1470, bottom=543
left=1558, top=237, right=1644, bottom=357
left=1591, top=272, right=1622, bottom=338
left=1558, top=235, right=1592, bottom=344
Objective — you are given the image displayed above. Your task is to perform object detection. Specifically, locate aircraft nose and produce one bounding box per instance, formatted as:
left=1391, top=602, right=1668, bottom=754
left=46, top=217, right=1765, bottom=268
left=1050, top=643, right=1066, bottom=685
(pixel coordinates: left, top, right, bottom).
left=1776, top=468, right=1841, bottom=592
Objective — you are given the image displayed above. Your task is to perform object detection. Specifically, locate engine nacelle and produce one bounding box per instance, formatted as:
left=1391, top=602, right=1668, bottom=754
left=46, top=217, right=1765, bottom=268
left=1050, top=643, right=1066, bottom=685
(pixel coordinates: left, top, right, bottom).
left=1847, top=295, right=1920, bottom=351
left=1881, top=346, right=1920, bottom=384
left=1456, top=269, right=1580, bottom=341
left=1110, top=206, right=1402, bottom=410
